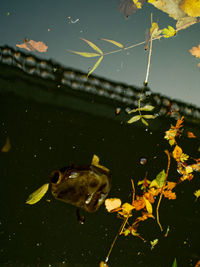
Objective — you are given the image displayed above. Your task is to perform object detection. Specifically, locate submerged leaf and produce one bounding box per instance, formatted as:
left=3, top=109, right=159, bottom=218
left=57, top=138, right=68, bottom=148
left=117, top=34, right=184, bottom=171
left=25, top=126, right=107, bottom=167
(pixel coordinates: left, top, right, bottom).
left=1, top=137, right=11, bottom=152
left=172, top=258, right=177, bottom=267
left=26, top=183, right=49, bottom=205
left=69, top=50, right=100, bottom=57
left=101, top=38, right=124, bottom=48
left=141, top=118, right=149, bottom=126
left=142, top=114, right=156, bottom=119
left=128, top=105, right=155, bottom=113
left=87, top=56, right=103, bottom=77
left=81, top=38, right=103, bottom=55
left=127, top=115, right=141, bottom=124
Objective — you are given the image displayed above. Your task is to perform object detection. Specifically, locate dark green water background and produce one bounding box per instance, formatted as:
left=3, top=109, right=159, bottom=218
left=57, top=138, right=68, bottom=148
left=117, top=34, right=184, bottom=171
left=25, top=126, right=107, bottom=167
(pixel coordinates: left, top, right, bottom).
left=0, top=70, right=200, bottom=267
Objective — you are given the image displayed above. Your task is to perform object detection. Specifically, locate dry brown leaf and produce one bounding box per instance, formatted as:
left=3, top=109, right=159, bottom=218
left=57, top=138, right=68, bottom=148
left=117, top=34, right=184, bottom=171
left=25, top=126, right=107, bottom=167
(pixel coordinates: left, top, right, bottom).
left=105, top=198, right=121, bottom=212
left=16, top=40, right=48, bottom=52
left=189, top=44, right=200, bottom=58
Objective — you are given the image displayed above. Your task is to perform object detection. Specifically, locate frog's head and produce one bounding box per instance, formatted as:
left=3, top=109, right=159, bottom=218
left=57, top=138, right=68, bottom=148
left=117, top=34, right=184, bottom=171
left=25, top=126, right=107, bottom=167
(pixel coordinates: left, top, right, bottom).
left=50, top=163, right=111, bottom=212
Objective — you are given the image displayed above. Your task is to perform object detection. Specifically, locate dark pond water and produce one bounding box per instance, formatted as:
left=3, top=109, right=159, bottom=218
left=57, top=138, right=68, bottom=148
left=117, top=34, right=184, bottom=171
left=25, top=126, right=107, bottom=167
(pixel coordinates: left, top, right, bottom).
left=0, top=68, right=200, bottom=267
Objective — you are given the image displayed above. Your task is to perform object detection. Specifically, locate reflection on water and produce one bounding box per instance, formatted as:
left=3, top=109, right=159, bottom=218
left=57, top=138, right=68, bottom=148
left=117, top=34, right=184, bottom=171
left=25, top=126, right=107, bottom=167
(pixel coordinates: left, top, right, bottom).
left=0, top=54, right=200, bottom=266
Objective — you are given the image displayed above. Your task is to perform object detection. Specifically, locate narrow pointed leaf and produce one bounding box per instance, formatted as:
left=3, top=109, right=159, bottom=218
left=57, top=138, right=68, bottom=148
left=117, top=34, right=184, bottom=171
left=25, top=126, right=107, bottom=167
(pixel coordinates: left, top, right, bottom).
left=129, top=105, right=155, bottom=114
left=81, top=38, right=103, bottom=55
left=127, top=115, right=141, bottom=124
left=69, top=50, right=100, bottom=57
left=172, top=258, right=177, bottom=267
left=140, top=105, right=155, bottom=111
left=128, top=108, right=139, bottom=114
left=142, top=114, right=156, bottom=119
left=87, top=56, right=103, bottom=77
left=141, top=118, right=149, bottom=126
left=101, top=38, right=124, bottom=48
left=143, top=197, right=153, bottom=214
left=26, top=183, right=49, bottom=205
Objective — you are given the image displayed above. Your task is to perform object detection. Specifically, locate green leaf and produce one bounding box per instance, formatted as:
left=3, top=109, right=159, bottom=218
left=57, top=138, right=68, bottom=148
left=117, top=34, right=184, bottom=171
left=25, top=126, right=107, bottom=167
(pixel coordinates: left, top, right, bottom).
left=127, top=115, right=141, bottom=124
left=81, top=38, right=103, bottom=55
left=26, top=183, right=49, bottom=205
left=162, top=26, right=176, bottom=38
left=156, top=170, right=166, bottom=187
left=128, top=105, right=155, bottom=114
left=141, top=105, right=155, bottom=111
left=172, top=258, right=177, bottom=267
left=101, top=38, right=124, bottom=48
left=87, top=56, right=103, bottom=77
left=142, top=114, right=156, bottom=119
left=141, top=118, right=149, bottom=126
left=68, top=50, right=100, bottom=57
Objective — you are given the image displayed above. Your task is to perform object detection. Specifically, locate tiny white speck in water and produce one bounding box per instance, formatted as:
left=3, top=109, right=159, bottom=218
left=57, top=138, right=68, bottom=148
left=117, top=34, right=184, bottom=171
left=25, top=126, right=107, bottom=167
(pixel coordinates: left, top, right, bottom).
left=49, top=146, right=52, bottom=150
left=34, top=154, right=37, bottom=158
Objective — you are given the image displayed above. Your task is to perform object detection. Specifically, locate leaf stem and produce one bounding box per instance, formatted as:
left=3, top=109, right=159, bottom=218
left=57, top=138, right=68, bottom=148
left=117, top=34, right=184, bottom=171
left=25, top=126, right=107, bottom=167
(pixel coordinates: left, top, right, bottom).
left=105, top=215, right=130, bottom=263
left=156, top=150, right=171, bottom=231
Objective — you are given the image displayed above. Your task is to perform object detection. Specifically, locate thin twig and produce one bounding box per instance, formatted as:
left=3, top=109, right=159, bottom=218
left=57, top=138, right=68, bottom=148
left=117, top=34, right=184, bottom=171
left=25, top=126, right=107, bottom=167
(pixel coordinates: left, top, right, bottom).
left=144, top=13, right=153, bottom=86
left=105, top=215, right=130, bottom=263
left=156, top=150, right=171, bottom=231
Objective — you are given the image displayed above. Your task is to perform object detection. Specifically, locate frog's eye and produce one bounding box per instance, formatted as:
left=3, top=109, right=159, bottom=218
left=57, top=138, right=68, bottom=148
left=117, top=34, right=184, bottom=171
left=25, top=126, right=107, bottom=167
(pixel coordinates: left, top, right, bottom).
left=50, top=170, right=62, bottom=184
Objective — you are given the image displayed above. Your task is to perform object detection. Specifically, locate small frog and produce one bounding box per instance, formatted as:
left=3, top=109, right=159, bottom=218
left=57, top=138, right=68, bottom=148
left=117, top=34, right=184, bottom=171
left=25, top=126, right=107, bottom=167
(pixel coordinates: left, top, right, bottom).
left=50, top=155, right=111, bottom=212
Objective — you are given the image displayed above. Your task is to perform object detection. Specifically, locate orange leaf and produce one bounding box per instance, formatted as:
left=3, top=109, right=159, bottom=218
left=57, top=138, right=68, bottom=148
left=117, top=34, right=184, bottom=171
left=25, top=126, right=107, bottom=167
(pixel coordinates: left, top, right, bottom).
left=189, top=44, right=200, bottom=58
left=172, top=145, right=182, bottom=161
left=16, top=40, right=48, bottom=53
left=187, top=131, right=196, bottom=138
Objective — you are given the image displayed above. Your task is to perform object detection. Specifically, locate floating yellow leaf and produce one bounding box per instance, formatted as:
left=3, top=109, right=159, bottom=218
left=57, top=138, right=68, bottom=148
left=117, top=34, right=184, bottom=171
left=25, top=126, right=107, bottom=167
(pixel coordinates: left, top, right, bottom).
left=162, top=26, right=176, bottom=38
left=87, top=56, right=103, bottom=77
left=122, top=202, right=134, bottom=215
left=99, top=261, right=108, bottom=267
left=105, top=198, right=121, bottom=212
left=194, top=189, right=200, bottom=199
left=68, top=50, right=100, bottom=57
left=172, top=145, right=183, bottom=161
left=127, top=115, right=141, bottom=124
left=101, top=38, right=124, bottom=48
left=26, top=183, right=49, bottom=205
left=91, top=154, right=100, bottom=165
left=81, top=38, right=103, bottom=55
left=150, top=238, right=158, bottom=249
left=133, top=0, right=142, bottom=9
left=185, top=166, right=193, bottom=174
left=143, top=197, right=153, bottom=214
left=1, top=137, right=11, bottom=152
left=179, top=0, right=200, bottom=17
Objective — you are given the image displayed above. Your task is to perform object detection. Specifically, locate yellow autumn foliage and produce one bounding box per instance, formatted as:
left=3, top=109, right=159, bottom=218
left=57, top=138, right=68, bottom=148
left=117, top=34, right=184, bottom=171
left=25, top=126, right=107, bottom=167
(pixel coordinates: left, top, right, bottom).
left=179, top=0, right=200, bottom=17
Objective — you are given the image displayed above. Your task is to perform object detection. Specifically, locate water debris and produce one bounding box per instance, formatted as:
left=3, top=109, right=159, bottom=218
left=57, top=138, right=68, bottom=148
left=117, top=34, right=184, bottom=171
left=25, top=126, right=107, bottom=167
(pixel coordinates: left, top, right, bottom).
left=1, top=137, right=11, bottom=152
left=67, top=16, right=80, bottom=24
left=150, top=238, right=158, bottom=250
